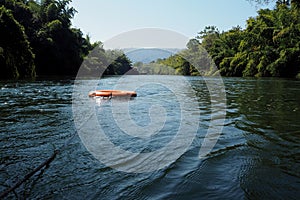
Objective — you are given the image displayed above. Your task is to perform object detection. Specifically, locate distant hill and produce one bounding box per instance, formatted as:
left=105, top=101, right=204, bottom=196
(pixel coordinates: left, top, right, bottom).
left=124, top=48, right=181, bottom=64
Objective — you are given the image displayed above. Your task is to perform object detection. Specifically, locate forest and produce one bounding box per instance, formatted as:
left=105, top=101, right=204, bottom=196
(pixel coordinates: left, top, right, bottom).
left=144, top=0, right=300, bottom=78
left=0, top=0, right=133, bottom=79
left=1, top=0, right=300, bottom=79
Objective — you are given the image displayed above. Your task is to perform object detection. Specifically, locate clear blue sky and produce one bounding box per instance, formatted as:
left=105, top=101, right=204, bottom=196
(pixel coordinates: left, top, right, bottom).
left=70, top=0, right=274, bottom=42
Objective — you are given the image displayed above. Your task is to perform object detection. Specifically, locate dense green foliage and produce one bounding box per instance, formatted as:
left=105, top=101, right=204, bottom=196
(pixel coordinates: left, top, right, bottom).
left=134, top=61, right=176, bottom=75
left=142, top=1, right=300, bottom=78
left=135, top=39, right=220, bottom=76
left=80, top=46, right=133, bottom=76
left=0, top=6, right=35, bottom=79
left=134, top=39, right=217, bottom=76
left=2, top=0, right=299, bottom=78
left=204, top=2, right=300, bottom=77
left=0, top=0, right=133, bottom=79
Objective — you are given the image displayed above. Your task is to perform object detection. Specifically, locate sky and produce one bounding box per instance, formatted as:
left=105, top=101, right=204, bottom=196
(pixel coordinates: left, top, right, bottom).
left=70, top=0, right=274, bottom=42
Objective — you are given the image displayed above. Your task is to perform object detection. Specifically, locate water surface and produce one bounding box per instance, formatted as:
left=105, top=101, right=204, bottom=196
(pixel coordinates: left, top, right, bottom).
left=0, top=76, right=299, bottom=199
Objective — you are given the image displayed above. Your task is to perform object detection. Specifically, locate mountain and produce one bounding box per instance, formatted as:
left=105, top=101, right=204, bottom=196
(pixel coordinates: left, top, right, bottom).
left=124, top=48, right=181, bottom=64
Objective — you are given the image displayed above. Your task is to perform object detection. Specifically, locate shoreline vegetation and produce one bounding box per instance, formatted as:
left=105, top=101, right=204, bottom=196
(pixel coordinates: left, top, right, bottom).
left=0, top=0, right=300, bottom=80
left=0, top=0, right=134, bottom=80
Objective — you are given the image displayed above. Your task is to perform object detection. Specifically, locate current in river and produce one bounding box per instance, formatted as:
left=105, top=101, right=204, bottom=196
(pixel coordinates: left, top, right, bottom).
left=0, top=75, right=300, bottom=199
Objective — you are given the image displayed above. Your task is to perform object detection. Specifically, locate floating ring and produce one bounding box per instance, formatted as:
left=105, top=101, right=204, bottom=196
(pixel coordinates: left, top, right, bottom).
left=88, top=90, right=137, bottom=97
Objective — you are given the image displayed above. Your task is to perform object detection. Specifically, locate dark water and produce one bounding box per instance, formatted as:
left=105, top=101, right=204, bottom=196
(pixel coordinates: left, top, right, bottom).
left=0, top=76, right=300, bottom=199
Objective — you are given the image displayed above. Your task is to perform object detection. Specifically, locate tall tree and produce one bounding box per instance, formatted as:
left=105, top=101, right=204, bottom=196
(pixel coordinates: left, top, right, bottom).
left=0, top=6, right=35, bottom=79
left=0, top=0, right=95, bottom=79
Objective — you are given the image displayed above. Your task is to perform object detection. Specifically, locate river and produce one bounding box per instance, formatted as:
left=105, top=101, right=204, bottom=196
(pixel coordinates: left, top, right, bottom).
left=0, top=76, right=299, bottom=199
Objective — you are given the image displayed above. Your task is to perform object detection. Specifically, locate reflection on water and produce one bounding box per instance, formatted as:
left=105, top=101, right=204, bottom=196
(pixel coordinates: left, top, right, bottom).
left=0, top=76, right=299, bottom=199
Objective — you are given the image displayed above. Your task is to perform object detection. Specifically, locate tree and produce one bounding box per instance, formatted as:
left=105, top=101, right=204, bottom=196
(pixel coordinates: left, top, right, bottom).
left=197, top=26, right=220, bottom=51
left=80, top=46, right=134, bottom=77
left=248, top=0, right=300, bottom=9
left=0, top=0, right=95, bottom=79
left=0, top=6, right=35, bottom=79
left=195, top=2, right=300, bottom=78
left=106, top=52, right=133, bottom=75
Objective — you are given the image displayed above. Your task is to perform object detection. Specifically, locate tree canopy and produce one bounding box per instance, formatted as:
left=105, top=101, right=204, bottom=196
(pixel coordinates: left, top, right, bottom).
left=1, top=0, right=299, bottom=79
left=142, top=1, right=300, bottom=78
left=0, top=0, right=134, bottom=79
left=208, top=2, right=300, bottom=77
left=0, top=5, right=35, bottom=79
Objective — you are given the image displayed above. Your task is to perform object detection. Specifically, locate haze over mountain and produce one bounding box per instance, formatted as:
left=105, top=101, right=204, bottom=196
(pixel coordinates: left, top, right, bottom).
left=125, top=48, right=181, bottom=64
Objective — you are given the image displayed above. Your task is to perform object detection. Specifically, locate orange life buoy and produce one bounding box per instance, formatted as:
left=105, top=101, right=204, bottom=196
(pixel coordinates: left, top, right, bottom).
left=88, top=90, right=137, bottom=97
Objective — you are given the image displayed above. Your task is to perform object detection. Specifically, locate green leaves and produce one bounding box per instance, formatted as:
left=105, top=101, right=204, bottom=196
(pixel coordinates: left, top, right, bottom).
left=0, top=0, right=94, bottom=79
left=199, top=3, right=300, bottom=78
left=0, top=6, right=35, bottom=79
left=80, top=47, right=134, bottom=77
